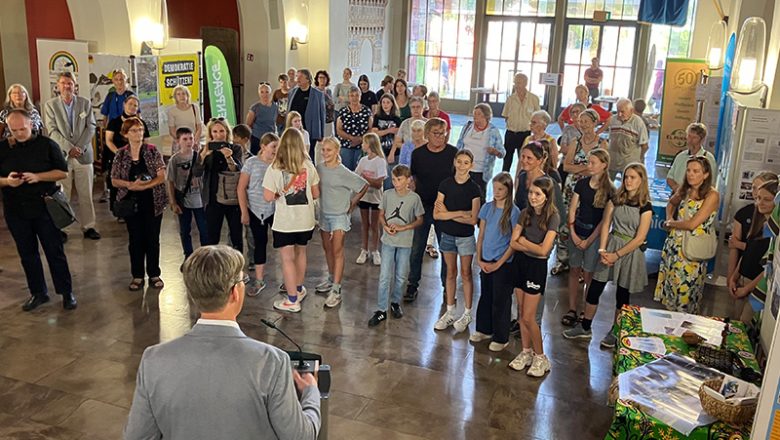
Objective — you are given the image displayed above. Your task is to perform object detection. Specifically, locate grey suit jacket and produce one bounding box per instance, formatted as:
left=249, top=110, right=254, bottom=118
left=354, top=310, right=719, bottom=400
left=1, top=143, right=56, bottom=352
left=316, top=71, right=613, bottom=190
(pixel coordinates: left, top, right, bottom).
left=43, top=95, right=96, bottom=165
left=124, top=323, right=321, bottom=440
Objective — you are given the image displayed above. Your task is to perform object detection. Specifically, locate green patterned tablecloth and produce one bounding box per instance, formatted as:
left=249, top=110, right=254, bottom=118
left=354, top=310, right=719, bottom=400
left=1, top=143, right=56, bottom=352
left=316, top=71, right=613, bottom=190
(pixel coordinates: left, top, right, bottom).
left=605, top=305, right=759, bottom=440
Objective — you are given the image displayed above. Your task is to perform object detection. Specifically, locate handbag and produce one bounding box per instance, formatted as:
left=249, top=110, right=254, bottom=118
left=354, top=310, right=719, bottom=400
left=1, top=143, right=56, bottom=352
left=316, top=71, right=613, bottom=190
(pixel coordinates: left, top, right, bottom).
left=43, top=186, right=77, bottom=229
left=216, top=170, right=240, bottom=205
left=174, top=152, right=197, bottom=207
left=680, top=199, right=717, bottom=261
left=113, top=197, right=138, bottom=218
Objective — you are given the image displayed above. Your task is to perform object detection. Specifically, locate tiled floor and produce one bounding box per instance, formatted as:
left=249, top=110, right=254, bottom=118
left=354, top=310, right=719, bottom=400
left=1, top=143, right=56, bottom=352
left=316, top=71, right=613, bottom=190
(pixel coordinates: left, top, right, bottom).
left=0, top=119, right=734, bottom=439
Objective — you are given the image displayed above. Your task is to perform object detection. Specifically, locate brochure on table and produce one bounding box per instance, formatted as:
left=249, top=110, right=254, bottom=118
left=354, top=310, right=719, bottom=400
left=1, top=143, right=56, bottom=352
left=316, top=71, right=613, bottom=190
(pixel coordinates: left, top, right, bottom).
left=640, top=308, right=726, bottom=346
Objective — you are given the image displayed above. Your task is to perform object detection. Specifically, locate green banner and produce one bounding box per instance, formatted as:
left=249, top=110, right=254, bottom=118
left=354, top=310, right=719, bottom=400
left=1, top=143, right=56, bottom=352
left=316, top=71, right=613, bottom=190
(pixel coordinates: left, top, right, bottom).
left=204, top=45, right=237, bottom=126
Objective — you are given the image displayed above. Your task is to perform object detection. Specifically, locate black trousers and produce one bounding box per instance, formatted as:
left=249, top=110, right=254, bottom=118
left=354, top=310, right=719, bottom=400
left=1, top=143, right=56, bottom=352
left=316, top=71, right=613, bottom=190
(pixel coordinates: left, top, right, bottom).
left=476, top=260, right=514, bottom=343
left=502, top=130, right=531, bottom=172
left=125, top=203, right=163, bottom=279
left=206, top=202, right=243, bottom=252
left=5, top=208, right=72, bottom=298
left=248, top=213, right=273, bottom=265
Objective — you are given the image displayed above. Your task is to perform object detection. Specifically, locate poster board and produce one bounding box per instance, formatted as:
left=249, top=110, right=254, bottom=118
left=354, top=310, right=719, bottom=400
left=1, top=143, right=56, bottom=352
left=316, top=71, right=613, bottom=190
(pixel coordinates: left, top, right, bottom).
left=157, top=54, right=200, bottom=106
left=656, top=58, right=708, bottom=164
left=88, top=54, right=134, bottom=124
left=135, top=56, right=161, bottom=138
left=36, top=39, right=90, bottom=102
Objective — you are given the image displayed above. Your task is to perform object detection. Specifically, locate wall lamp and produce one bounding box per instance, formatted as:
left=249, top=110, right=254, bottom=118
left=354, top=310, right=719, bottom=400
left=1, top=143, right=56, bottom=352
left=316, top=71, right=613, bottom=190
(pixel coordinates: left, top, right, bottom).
left=706, top=20, right=727, bottom=71
left=729, top=17, right=768, bottom=107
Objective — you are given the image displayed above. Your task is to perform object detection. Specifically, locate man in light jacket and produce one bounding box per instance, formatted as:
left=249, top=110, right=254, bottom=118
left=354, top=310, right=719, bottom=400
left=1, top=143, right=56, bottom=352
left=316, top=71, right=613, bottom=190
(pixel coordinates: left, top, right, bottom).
left=44, top=71, right=100, bottom=240
left=124, top=245, right=321, bottom=440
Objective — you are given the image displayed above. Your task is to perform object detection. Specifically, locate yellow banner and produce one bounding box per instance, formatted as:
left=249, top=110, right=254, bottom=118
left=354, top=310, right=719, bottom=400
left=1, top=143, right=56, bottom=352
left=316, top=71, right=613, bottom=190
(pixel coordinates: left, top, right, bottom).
left=657, top=58, right=707, bottom=164
left=157, top=54, right=200, bottom=106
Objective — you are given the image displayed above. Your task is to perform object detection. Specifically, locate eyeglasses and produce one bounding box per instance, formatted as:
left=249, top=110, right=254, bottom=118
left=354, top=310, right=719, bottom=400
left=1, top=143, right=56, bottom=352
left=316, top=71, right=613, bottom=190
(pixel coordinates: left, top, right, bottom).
left=430, top=130, right=446, bottom=137
left=232, top=273, right=250, bottom=290
left=259, top=82, right=270, bottom=86
left=127, top=128, right=145, bottom=133
left=209, top=117, right=225, bottom=122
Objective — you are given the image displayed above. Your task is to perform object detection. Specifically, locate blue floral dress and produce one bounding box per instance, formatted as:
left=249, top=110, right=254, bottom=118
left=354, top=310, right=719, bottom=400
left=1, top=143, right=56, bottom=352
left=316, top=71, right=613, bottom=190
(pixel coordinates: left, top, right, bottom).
left=654, top=198, right=716, bottom=314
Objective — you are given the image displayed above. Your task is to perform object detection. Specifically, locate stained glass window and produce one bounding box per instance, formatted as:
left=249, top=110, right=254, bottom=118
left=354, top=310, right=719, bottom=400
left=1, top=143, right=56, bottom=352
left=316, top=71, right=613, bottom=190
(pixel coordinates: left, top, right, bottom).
left=408, top=0, right=477, bottom=100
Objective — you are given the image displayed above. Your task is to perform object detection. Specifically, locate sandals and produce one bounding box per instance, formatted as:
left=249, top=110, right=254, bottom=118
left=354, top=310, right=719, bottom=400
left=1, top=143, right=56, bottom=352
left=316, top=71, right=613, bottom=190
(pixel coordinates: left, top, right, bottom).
left=550, top=262, right=569, bottom=275
left=150, top=277, right=165, bottom=289
left=129, top=279, right=144, bottom=291
left=426, top=245, right=439, bottom=259
left=561, top=310, right=578, bottom=327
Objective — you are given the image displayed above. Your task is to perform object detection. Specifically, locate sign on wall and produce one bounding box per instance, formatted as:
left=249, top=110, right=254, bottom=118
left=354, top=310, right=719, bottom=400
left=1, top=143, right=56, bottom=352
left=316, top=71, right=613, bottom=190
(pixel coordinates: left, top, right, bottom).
left=157, top=54, right=200, bottom=106
left=36, top=39, right=90, bottom=101
left=204, top=45, right=236, bottom=126
left=656, top=58, right=708, bottom=164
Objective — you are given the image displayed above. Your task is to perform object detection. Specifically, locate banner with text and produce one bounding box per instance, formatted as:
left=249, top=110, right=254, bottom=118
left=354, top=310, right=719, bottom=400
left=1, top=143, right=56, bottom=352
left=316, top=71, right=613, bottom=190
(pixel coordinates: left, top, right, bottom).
left=36, top=39, right=90, bottom=102
left=204, top=45, right=236, bottom=126
left=157, top=54, right=200, bottom=106
left=656, top=58, right=708, bottom=164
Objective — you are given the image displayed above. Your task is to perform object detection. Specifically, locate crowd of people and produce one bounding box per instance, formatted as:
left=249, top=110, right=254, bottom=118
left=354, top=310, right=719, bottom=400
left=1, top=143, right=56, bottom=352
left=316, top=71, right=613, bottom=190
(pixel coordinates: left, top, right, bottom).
left=1, top=65, right=774, bottom=383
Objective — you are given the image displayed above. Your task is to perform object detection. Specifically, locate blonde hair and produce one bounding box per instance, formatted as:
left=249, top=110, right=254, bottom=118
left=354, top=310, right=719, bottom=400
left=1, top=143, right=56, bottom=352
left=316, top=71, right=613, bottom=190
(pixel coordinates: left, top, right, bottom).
left=285, top=110, right=302, bottom=129
left=172, top=84, right=191, bottom=103
left=615, top=163, right=650, bottom=207
left=362, top=132, right=385, bottom=158
left=4, top=84, right=34, bottom=112
left=588, top=148, right=614, bottom=208
left=206, top=118, right=233, bottom=143
left=492, top=172, right=515, bottom=234
left=273, top=128, right=308, bottom=174
left=321, top=136, right=341, bottom=157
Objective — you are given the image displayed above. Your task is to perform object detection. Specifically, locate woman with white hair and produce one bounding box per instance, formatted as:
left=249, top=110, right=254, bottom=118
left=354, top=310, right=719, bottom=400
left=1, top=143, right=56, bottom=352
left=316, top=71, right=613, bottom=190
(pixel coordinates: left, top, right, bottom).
left=456, top=103, right=505, bottom=201
left=167, top=84, right=203, bottom=154
left=0, top=84, right=43, bottom=138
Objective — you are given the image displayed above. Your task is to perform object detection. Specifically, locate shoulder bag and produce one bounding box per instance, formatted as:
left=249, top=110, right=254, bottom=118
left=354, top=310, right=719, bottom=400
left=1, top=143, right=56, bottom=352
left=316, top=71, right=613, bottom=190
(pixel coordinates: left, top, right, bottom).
left=43, top=185, right=77, bottom=229
left=681, top=199, right=717, bottom=261
left=174, top=152, right=197, bottom=207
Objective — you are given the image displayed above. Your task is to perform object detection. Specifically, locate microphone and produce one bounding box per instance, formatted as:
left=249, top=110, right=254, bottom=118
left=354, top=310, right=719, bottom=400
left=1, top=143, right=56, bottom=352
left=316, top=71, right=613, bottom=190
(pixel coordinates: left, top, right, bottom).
left=261, top=318, right=306, bottom=370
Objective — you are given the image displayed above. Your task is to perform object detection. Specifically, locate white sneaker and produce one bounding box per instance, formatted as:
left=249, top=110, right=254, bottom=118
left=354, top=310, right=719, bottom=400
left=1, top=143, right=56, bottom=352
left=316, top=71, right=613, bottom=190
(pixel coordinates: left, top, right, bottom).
left=372, top=251, right=381, bottom=266
left=527, top=354, right=551, bottom=377
left=315, top=280, right=332, bottom=293
left=509, top=351, right=534, bottom=371
left=273, top=298, right=301, bottom=313
left=356, top=249, right=369, bottom=264
left=433, top=311, right=456, bottom=330
left=324, top=291, right=342, bottom=308
left=453, top=313, right=473, bottom=333
left=489, top=341, right=509, bottom=352
left=469, top=331, right=492, bottom=342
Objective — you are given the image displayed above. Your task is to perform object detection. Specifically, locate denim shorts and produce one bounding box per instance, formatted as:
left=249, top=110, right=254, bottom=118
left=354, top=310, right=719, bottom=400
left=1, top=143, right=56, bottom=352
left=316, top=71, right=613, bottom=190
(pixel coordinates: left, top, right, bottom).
left=439, top=232, right=476, bottom=256
left=319, top=213, right=351, bottom=232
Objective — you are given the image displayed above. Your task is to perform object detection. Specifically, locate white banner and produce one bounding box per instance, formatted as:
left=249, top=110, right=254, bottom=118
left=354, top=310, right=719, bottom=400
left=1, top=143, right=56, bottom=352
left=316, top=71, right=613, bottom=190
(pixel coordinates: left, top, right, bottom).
left=88, top=54, right=134, bottom=124
left=36, top=39, right=90, bottom=102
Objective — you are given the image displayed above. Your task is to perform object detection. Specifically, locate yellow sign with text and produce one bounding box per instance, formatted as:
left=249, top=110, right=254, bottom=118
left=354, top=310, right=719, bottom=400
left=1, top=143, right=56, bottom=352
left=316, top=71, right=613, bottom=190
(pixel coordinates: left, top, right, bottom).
left=157, top=54, right=200, bottom=106
left=657, top=58, right=707, bottom=164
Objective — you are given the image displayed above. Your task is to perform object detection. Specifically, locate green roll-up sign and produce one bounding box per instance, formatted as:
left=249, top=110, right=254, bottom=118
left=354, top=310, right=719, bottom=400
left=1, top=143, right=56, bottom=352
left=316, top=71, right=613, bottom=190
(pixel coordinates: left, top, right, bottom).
left=204, top=45, right=237, bottom=126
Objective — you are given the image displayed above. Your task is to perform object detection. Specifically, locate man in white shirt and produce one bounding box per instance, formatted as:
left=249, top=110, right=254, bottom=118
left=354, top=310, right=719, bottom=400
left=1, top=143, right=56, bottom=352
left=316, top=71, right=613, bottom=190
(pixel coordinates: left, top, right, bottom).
left=666, top=122, right=717, bottom=193
left=501, top=73, right=540, bottom=172
left=125, top=245, right=321, bottom=440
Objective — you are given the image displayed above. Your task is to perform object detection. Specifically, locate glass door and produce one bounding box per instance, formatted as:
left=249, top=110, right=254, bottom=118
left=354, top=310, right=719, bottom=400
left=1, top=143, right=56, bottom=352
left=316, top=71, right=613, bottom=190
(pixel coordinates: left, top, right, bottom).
left=560, top=22, right=637, bottom=109
left=482, top=18, right=553, bottom=106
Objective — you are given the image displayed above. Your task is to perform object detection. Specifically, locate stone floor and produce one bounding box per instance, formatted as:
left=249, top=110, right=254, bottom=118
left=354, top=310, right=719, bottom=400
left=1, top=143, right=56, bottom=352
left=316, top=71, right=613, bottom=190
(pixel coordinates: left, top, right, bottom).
left=0, top=120, right=737, bottom=439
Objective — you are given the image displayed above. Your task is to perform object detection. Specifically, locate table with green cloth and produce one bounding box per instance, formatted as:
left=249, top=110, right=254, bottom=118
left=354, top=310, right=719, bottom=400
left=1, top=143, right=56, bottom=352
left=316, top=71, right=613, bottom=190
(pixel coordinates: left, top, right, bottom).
left=605, top=305, right=760, bottom=440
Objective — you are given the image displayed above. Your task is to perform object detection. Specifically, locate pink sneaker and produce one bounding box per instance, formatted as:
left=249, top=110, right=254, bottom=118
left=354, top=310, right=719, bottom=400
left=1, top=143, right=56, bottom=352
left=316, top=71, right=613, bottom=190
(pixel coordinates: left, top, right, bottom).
left=273, top=298, right=301, bottom=312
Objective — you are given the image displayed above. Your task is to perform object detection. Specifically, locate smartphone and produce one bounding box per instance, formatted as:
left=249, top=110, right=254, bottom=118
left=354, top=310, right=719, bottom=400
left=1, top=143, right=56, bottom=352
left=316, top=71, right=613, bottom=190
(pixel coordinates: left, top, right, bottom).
left=139, top=174, right=153, bottom=182
left=208, top=142, right=228, bottom=151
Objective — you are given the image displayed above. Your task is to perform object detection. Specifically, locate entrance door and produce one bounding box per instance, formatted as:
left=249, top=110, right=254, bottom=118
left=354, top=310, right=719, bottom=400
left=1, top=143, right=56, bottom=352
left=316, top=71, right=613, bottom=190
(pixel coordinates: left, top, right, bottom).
left=560, top=22, right=637, bottom=110
left=482, top=18, right=553, bottom=106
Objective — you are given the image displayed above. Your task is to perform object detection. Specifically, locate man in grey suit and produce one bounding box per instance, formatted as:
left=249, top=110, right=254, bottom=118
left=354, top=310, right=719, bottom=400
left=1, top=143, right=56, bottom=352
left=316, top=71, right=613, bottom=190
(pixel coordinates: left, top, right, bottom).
left=124, top=245, right=321, bottom=440
left=44, top=71, right=100, bottom=240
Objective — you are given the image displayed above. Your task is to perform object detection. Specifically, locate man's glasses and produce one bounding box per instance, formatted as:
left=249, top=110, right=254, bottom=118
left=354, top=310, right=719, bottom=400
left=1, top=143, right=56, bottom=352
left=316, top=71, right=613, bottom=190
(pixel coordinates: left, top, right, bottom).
left=232, top=273, right=250, bottom=291
left=430, top=131, right=446, bottom=137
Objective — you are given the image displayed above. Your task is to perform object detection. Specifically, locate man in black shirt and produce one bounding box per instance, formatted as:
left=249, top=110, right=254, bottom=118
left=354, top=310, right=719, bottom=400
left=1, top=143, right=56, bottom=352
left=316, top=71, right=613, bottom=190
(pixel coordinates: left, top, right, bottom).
left=406, top=118, right=457, bottom=302
left=0, top=109, right=76, bottom=311
left=287, top=69, right=325, bottom=158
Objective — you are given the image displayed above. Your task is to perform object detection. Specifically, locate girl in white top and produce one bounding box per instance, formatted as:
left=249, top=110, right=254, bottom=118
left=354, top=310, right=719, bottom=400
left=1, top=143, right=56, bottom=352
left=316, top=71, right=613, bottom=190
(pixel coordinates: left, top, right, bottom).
left=167, top=85, right=202, bottom=154
left=285, top=111, right=311, bottom=159
left=355, top=133, right=388, bottom=266
left=262, top=129, right=320, bottom=313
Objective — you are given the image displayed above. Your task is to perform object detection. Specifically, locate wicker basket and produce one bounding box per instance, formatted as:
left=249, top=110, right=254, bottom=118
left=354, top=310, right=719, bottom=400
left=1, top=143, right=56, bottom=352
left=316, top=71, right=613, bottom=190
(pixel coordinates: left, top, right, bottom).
left=698, top=378, right=757, bottom=425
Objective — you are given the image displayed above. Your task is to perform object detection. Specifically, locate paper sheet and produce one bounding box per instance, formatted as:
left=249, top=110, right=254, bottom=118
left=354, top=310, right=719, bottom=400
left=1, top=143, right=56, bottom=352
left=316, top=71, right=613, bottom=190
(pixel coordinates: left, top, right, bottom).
left=639, top=308, right=726, bottom=346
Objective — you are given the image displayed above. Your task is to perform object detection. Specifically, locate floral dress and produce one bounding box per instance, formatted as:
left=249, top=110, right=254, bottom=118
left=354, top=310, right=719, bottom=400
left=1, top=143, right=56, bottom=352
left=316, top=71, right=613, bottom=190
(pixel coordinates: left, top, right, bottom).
left=654, top=198, right=716, bottom=314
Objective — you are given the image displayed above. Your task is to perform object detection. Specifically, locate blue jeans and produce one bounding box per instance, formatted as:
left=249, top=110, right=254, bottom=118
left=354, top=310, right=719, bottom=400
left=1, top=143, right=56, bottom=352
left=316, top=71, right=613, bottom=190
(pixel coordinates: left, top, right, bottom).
left=408, top=205, right=446, bottom=291
left=178, top=207, right=208, bottom=258
left=340, top=147, right=362, bottom=171
left=377, top=244, right=411, bottom=311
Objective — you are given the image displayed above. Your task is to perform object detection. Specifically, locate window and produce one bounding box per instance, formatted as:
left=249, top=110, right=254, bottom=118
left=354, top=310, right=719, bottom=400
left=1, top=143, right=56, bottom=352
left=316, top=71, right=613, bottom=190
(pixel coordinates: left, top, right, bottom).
left=644, top=0, right=697, bottom=112
left=408, top=0, right=477, bottom=100
left=566, top=0, right=641, bottom=20
left=486, top=0, right=556, bottom=17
